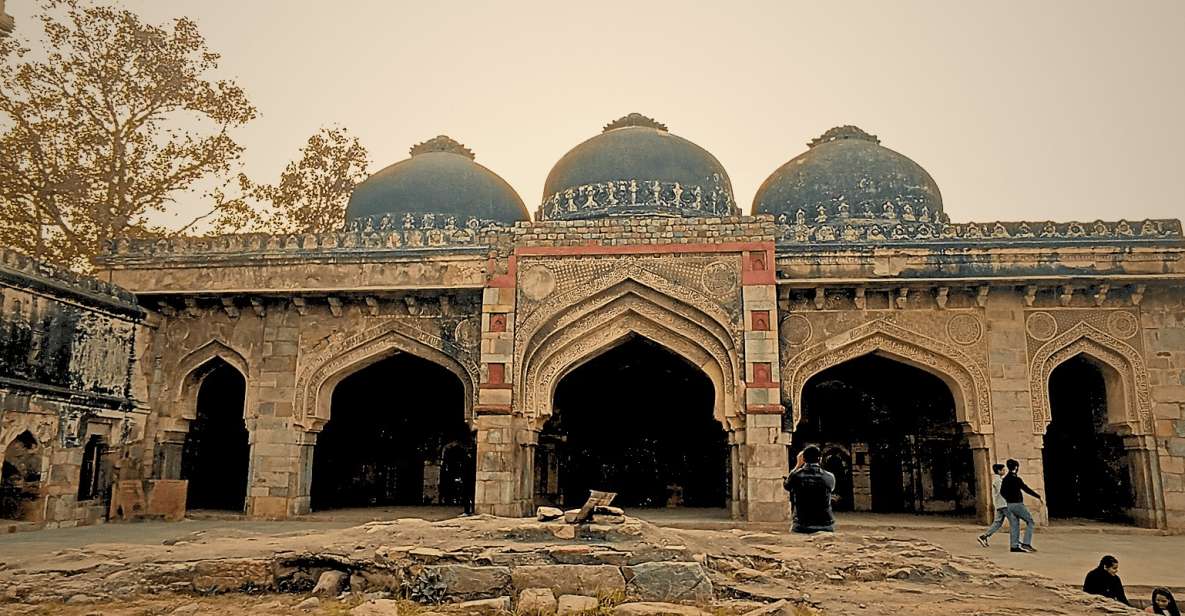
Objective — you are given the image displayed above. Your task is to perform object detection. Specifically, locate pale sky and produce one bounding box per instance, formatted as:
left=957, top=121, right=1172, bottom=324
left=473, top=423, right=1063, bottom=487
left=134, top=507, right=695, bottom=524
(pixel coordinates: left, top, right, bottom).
left=8, top=0, right=1185, bottom=225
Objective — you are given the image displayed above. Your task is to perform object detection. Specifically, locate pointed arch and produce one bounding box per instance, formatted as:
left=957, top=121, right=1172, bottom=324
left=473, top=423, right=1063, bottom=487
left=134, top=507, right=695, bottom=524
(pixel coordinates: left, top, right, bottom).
left=1029, top=321, right=1153, bottom=435
left=782, top=319, right=992, bottom=433
left=517, top=276, right=741, bottom=426
left=173, top=339, right=250, bottom=420
left=293, top=320, right=477, bottom=432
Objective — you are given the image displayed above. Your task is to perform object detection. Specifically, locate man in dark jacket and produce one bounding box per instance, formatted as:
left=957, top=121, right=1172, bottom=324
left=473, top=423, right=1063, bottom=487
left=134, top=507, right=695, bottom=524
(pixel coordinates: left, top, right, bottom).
left=1001, top=458, right=1042, bottom=553
left=1083, top=555, right=1130, bottom=606
left=784, top=445, right=835, bottom=533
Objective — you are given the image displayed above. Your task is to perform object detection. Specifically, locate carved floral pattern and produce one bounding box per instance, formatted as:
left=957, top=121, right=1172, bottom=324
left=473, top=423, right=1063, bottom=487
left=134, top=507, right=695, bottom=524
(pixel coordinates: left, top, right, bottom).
left=1028, top=322, right=1153, bottom=435
left=782, top=319, right=992, bottom=431
left=537, top=177, right=738, bottom=221
left=774, top=217, right=1181, bottom=245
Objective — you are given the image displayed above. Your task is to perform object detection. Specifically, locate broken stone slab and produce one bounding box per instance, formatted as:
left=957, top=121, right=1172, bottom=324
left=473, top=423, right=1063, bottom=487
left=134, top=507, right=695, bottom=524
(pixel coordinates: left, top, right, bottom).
left=424, top=565, right=511, bottom=600
left=511, top=564, right=626, bottom=596
left=537, top=507, right=565, bottom=521
left=409, top=547, right=448, bottom=563
left=593, top=506, right=624, bottom=516
left=350, top=598, right=401, bottom=616
left=312, top=570, right=349, bottom=597
left=557, top=594, right=600, bottom=615
left=191, top=559, right=274, bottom=593
left=374, top=545, right=418, bottom=565
left=591, top=514, right=625, bottom=525
left=443, top=596, right=511, bottom=615
left=296, top=597, right=320, bottom=611
left=739, top=600, right=797, bottom=616
left=624, top=562, right=713, bottom=604
left=612, top=602, right=710, bottom=616
left=625, top=546, right=690, bottom=565
left=519, top=587, right=558, bottom=615
left=553, top=525, right=576, bottom=540
left=563, top=509, right=582, bottom=524
left=547, top=545, right=631, bottom=566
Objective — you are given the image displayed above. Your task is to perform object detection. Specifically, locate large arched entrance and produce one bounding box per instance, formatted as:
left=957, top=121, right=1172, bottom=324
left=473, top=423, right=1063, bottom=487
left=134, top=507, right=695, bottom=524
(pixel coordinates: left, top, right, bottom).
left=1043, top=354, right=1135, bottom=522
left=0, top=431, right=42, bottom=521
left=310, top=353, right=471, bottom=511
left=533, top=336, right=729, bottom=510
left=180, top=359, right=249, bottom=511
left=793, top=355, right=977, bottom=515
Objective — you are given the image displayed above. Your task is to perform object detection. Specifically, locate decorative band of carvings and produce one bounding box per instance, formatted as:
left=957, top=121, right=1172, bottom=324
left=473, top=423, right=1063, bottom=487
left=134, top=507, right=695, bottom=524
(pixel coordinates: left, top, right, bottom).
left=775, top=216, right=1182, bottom=245
left=1, top=248, right=138, bottom=305
left=100, top=214, right=511, bottom=261
left=537, top=178, right=739, bottom=221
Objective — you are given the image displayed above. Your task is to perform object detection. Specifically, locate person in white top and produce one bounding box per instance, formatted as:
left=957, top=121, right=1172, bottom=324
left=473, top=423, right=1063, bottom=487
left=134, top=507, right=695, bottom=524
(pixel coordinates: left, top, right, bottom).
left=977, top=464, right=1008, bottom=547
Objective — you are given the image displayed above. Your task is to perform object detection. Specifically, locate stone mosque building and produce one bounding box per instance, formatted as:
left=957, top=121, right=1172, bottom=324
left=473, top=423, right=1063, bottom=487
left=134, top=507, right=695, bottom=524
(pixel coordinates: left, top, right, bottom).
left=2, top=113, right=1184, bottom=530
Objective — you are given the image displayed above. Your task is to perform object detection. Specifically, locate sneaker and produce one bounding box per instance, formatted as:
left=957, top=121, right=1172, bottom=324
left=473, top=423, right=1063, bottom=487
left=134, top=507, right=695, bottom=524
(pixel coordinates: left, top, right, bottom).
left=1010, top=547, right=1025, bottom=553
left=977, top=535, right=989, bottom=548
left=1020, top=544, right=1037, bottom=552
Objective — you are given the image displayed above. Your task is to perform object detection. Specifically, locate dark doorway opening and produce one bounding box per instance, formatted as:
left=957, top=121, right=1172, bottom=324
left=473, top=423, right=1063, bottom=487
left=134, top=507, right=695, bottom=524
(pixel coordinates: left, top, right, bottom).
left=793, top=354, right=976, bottom=514
left=1, top=431, right=42, bottom=520
left=311, top=353, right=471, bottom=511
left=535, top=336, right=728, bottom=510
left=1043, top=355, right=1134, bottom=522
left=181, top=360, right=249, bottom=511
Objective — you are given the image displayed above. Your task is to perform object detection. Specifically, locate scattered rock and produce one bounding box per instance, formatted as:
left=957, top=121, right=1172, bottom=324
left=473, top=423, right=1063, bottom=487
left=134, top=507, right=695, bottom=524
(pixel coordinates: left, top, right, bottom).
left=558, top=594, right=600, bottom=615
left=512, top=564, right=626, bottom=596
left=592, top=514, right=625, bottom=525
left=563, top=509, right=582, bottom=524
left=519, top=587, right=558, bottom=615
left=191, top=559, right=274, bottom=593
left=350, top=573, right=368, bottom=592
left=612, top=602, right=710, bottom=616
left=553, top=525, right=577, bottom=540
left=739, top=600, right=794, bottom=616
left=169, top=604, right=200, bottom=615
left=537, top=507, right=565, bottom=521
left=350, top=598, right=401, bottom=616
left=66, top=594, right=95, bottom=604
left=424, top=565, right=511, bottom=600
left=446, top=596, right=511, bottom=615
left=594, top=506, right=624, bottom=516
left=887, top=568, right=913, bottom=580
left=296, top=597, right=320, bottom=611
left=624, top=562, right=713, bottom=603
left=312, top=570, right=349, bottom=597
left=410, top=547, right=448, bottom=563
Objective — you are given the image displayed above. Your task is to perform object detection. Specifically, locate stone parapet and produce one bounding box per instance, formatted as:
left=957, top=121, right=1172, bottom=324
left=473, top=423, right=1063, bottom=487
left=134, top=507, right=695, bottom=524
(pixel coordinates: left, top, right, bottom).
left=775, top=215, right=1182, bottom=246
left=510, top=215, right=776, bottom=248
left=0, top=248, right=140, bottom=313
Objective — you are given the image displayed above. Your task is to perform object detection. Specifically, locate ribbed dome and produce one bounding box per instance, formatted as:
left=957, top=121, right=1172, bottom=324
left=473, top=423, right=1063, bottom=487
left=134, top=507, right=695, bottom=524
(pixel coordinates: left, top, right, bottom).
left=345, top=136, right=529, bottom=227
left=753, top=126, right=945, bottom=225
left=538, top=114, right=737, bottom=221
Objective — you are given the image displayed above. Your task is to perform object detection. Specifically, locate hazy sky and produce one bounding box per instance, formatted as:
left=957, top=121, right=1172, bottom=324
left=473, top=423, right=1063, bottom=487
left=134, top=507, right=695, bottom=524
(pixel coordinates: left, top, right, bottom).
left=8, top=0, right=1185, bottom=225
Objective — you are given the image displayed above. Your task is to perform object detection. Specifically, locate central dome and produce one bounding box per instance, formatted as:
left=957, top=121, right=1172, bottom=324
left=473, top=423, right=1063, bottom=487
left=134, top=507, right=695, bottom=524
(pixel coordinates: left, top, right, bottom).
left=538, top=114, right=737, bottom=221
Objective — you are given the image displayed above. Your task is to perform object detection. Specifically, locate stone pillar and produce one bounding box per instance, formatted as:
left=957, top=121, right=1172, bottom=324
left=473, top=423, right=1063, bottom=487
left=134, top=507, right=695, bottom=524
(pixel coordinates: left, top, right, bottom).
left=244, top=417, right=304, bottom=519
left=740, top=246, right=790, bottom=522
left=989, top=291, right=1049, bottom=523
left=852, top=443, right=872, bottom=511
left=728, top=429, right=745, bottom=519
left=1140, top=289, right=1184, bottom=530
left=153, top=429, right=187, bottom=480
left=1124, top=434, right=1167, bottom=528
left=967, top=433, right=995, bottom=523
left=474, top=281, right=523, bottom=516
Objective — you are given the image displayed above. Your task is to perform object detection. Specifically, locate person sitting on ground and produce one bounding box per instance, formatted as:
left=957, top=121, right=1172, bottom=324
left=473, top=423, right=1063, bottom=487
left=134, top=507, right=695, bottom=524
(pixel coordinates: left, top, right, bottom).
left=1146, top=587, right=1179, bottom=615
left=1001, top=458, right=1042, bottom=553
left=783, top=444, right=836, bottom=534
left=1083, top=555, right=1130, bottom=606
left=977, top=463, right=1008, bottom=547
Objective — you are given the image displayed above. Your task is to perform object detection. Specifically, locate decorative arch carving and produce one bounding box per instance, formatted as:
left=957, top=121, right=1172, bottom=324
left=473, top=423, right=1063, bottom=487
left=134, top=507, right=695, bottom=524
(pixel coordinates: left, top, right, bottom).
left=173, top=339, right=250, bottom=420
left=526, top=308, right=734, bottom=427
left=293, top=320, right=477, bottom=432
left=516, top=274, right=741, bottom=427
left=1029, top=321, right=1153, bottom=435
left=782, top=319, right=992, bottom=432
left=516, top=263, right=741, bottom=361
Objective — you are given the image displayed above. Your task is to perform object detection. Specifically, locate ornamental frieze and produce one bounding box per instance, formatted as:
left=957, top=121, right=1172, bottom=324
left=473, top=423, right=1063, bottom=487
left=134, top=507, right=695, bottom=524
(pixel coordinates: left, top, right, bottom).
left=774, top=213, right=1181, bottom=245
left=536, top=177, right=739, bottom=221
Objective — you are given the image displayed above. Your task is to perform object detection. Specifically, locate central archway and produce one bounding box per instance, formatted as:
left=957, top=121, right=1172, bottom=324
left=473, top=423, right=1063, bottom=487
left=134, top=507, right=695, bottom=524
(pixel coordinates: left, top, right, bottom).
left=534, top=336, right=729, bottom=510
left=310, top=353, right=472, bottom=511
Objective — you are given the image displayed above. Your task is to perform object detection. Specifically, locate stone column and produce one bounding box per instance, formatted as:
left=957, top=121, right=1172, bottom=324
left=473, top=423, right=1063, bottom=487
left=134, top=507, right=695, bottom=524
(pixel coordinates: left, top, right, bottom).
left=474, top=282, right=523, bottom=516
left=1139, top=289, right=1184, bottom=531
left=966, top=433, right=995, bottom=523
left=740, top=247, right=790, bottom=522
left=988, top=290, right=1049, bottom=523
left=1124, top=434, right=1167, bottom=528
left=244, top=417, right=306, bottom=519
left=728, top=429, right=744, bottom=519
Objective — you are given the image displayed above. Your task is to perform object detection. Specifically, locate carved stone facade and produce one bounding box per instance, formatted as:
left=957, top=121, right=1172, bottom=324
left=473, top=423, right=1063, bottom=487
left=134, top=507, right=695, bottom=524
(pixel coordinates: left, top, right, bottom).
left=8, top=119, right=1185, bottom=530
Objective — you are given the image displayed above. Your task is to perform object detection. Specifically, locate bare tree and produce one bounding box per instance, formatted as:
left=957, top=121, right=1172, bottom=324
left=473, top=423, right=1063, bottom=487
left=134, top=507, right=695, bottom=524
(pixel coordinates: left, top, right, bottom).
left=0, top=0, right=256, bottom=269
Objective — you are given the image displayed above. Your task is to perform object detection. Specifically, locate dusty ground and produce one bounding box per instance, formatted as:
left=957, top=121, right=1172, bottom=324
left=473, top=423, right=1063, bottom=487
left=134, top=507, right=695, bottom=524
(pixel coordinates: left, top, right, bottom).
left=0, top=513, right=1168, bottom=616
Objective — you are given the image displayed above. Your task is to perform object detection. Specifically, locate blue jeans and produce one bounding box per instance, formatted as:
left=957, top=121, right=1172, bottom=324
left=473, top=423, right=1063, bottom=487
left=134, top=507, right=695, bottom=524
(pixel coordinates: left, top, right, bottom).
left=983, top=507, right=1007, bottom=538
left=1006, top=503, right=1035, bottom=547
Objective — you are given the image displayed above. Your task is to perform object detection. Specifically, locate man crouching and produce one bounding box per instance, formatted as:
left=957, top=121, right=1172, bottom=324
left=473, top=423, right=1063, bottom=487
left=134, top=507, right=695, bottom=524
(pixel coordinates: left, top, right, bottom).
left=784, top=445, right=836, bottom=534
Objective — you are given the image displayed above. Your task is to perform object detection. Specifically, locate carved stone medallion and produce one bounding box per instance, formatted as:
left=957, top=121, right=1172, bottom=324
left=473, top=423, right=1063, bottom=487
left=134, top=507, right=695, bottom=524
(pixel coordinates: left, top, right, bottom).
left=1107, top=311, right=1139, bottom=340
left=520, top=265, right=557, bottom=301
left=700, top=260, right=738, bottom=297
left=454, top=317, right=481, bottom=350
left=946, top=314, right=983, bottom=345
left=1025, top=312, right=1058, bottom=341
left=780, top=314, right=813, bottom=346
